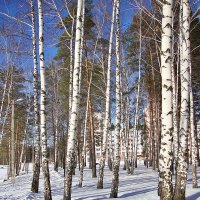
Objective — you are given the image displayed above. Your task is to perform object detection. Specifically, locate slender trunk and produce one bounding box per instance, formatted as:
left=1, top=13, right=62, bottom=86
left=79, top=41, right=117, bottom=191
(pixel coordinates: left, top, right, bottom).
left=64, top=10, right=75, bottom=176
left=7, top=138, right=11, bottom=179
left=158, top=0, right=173, bottom=199
left=174, top=1, right=190, bottom=199
left=97, top=0, right=116, bottom=189
left=89, top=88, right=96, bottom=178
left=79, top=69, right=90, bottom=187
left=68, top=15, right=75, bottom=127
left=110, top=0, right=121, bottom=198
left=63, top=1, right=85, bottom=199
left=1, top=68, right=13, bottom=137
left=171, top=16, right=178, bottom=169
left=124, top=97, right=130, bottom=174
left=31, top=0, right=41, bottom=193
left=107, top=127, right=113, bottom=171
left=0, top=69, right=9, bottom=140
left=150, top=48, right=157, bottom=170
left=37, top=0, right=52, bottom=199
left=190, top=86, right=198, bottom=188
left=11, top=100, right=15, bottom=184
left=52, top=67, right=59, bottom=172
left=72, top=0, right=85, bottom=176
left=155, top=98, right=160, bottom=169
left=188, top=17, right=198, bottom=190
left=84, top=55, right=96, bottom=177
left=144, top=119, right=149, bottom=168
left=19, top=112, right=29, bottom=173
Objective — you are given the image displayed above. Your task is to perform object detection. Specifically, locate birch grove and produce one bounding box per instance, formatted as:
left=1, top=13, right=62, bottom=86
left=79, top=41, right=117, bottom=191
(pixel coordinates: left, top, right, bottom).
left=0, top=0, right=199, bottom=200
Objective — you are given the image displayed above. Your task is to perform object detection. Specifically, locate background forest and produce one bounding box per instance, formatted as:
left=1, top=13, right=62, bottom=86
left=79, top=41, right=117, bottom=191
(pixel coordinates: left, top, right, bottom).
left=0, top=0, right=199, bottom=200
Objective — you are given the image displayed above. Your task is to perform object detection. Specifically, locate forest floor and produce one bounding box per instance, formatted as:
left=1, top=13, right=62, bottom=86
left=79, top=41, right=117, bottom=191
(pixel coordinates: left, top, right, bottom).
left=0, top=161, right=199, bottom=200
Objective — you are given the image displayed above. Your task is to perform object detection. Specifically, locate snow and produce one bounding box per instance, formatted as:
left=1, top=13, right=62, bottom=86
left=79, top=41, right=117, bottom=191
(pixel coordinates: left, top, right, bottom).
left=0, top=162, right=199, bottom=200
left=0, top=166, right=7, bottom=182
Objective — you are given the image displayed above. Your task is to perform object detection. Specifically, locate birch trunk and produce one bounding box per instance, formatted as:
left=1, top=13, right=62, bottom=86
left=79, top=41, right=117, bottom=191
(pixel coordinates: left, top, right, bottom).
left=89, top=98, right=96, bottom=177
left=37, top=0, right=52, bottom=199
left=97, top=0, right=116, bottom=189
left=188, top=8, right=198, bottom=190
left=63, top=0, right=84, bottom=199
left=79, top=88, right=89, bottom=187
left=52, top=67, right=59, bottom=172
left=158, top=0, right=173, bottom=199
left=19, top=110, right=30, bottom=174
left=110, top=0, right=121, bottom=198
left=69, top=18, right=75, bottom=118
left=31, top=0, right=41, bottom=193
left=88, top=81, right=96, bottom=178
left=0, top=68, right=9, bottom=140
left=171, top=14, right=178, bottom=168
left=79, top=59, right=94, bottom=187
left=11, top=100, right=15, bottom=184
left=190, top=79, right=198, bottom=188
left=1, top=68, right=13, bottom=137
left=174, top=0, right=190, bottom=199
left=150, top=48, right=159, bottom=169
left=172, top=63, right=178, bottom=166
left=124, top=96, right=130, bottom=174
left=72, top=0, right=85, bottom=176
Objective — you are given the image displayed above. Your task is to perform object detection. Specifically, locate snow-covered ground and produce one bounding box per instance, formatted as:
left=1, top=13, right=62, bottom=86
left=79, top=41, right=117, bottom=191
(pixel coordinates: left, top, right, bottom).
left=0, top=162, right=199, bottom=200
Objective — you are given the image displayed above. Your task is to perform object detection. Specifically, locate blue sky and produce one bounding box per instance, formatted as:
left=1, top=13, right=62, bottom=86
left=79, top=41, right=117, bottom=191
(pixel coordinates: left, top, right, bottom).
left=0, top=0, right=137, bottom=60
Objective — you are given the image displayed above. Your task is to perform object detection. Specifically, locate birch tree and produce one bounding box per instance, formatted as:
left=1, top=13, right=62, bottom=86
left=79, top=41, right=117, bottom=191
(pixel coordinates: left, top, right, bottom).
left=189, top=3, right=198, bottom=190
left=63, top=0, right=85, bottom=199
left=37, top=0, right=52, bottom=199
left=110, top=0, right=121, bottom=198
left=174, top=1, right=191, bottom=198
left=190, top=66, right=198, bottom=188
left=158, top=0, right=173, bottom=199
left=124, top=96, right=130, bottom=174
left=31, top=0, right=41, bottom=193
left=97, top=0, right=116, bottom=189
left=171, top=10, right=178, bottom=169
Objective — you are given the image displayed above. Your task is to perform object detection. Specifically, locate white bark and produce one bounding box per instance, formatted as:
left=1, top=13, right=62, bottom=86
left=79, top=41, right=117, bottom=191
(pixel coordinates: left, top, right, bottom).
left=124, top=96, right=130, bottom=174
left=52, top=67, right=59, bottom=172
left=64, top=0, right=85, bottom=199
left=1, top=68, right=13, bottom=137
left=0, top=69, right=9, bottom=133
left=19, top=109, right=30, bottom=173
left=31, top=0, right=41, bottom=193
left=171, top=12, right=178, bottom=166
left=78, top=0, right=85, bottom=94
left=174, top=0, right=190, bottom=199
left=190, top=73, right=198, bottom=188
left=97, top=0, right=116, bottom=189
left=69, top=18, right=75, bottom=118
left=11, top=100, right=15, bottom=184
left=158, top=0, right=173, bottom=199
left=79, top=87, right=89, bottom=187
left=110, top=0, right=121, bottom=198
left=37, top=0, right=52, bottom=199
left=189, top=25, right=198, bottom=186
